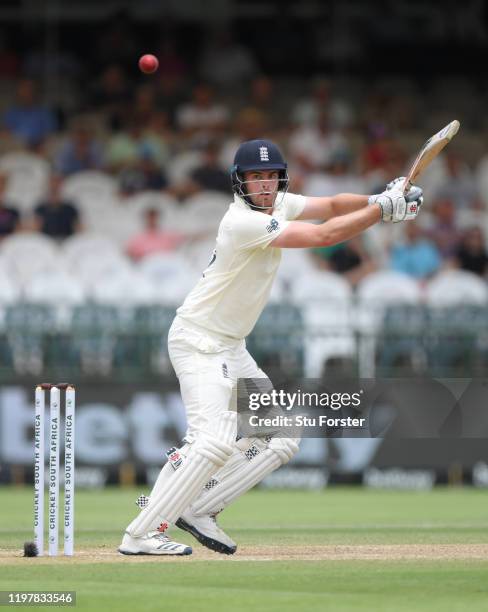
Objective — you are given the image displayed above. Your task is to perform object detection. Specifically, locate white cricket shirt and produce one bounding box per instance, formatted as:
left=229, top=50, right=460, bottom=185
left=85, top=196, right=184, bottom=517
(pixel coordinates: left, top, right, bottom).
left=176, top=192, right=306, bottom=340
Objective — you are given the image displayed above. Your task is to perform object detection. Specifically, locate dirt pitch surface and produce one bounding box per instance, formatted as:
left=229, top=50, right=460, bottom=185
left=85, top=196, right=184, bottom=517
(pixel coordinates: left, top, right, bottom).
left=2, top=544, right=488, bottom=564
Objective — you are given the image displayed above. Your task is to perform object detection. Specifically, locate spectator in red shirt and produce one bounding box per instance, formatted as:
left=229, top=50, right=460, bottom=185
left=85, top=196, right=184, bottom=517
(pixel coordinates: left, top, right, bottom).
left=126, top=207, right=187, bottom=261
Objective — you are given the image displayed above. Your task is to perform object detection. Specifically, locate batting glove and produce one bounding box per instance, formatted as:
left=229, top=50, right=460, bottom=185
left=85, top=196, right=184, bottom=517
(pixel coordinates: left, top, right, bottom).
left=386, top=176, right=408, bottom=191
left=368, top=188, right=414, bottom=223
left=386, top=176, right=424, bottom=214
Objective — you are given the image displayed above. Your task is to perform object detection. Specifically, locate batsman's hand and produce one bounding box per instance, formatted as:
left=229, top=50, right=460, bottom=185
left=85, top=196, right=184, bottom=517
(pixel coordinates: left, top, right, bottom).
left=386, top=176, right=424, bottom=217
left=386, top=176, right=408, bottom=192
left=368, top=188, right=419, bottom=223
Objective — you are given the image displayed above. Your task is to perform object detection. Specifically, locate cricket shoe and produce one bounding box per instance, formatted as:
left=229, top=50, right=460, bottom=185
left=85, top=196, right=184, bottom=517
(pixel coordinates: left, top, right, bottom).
left=118, top=531, right=192, bottom=556
left=176, top=509, right=237, bottom=555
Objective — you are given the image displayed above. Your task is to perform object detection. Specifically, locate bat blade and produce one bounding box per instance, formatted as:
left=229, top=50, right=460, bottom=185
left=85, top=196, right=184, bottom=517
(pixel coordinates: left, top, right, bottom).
left=403, top=119, right=460, bottom=193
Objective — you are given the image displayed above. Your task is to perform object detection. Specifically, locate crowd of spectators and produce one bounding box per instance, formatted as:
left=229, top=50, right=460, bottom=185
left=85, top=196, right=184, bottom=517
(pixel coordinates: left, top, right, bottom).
left=0, top=30, right=487, bottom=288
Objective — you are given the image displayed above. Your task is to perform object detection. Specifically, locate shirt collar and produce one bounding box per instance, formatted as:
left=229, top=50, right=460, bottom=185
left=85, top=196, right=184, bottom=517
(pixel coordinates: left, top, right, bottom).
left=232, top=193, right=280, bottom=214
left=233, top=194, right=250, bottom=209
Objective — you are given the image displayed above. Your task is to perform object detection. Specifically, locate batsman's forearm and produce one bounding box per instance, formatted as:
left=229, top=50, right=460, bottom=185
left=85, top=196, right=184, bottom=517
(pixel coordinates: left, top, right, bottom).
left=318, top=203, right=380, bottom=246
left=329, top=193, right=370, bottom=217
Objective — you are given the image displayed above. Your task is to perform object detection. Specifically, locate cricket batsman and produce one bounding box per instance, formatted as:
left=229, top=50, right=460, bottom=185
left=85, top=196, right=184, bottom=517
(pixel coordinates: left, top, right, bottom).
left=119, top=139, right=423, bottom=556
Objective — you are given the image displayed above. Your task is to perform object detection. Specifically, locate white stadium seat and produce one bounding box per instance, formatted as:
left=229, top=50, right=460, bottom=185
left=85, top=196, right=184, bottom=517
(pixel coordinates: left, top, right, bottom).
left=24, top=271, right=87, bottom=327
left=291, top=270, right=355, bottom=377
left=60, top=171, right=118, bottom=211
left=269, top=277, right=285, bottom=303
left=91, top=270, right=157, bottom=306
left=79, top=201, right=129, bottom=240
left=357, top=270, right=422, bottom=306
left=81, top=203, right=146, bottom=246
left=356, top=271, right=423, bottom=376
left=0, top=267, right=21, bottom=305
left=291, top=269, right=352, bottom=303
left=123, top=190, right=179, bottom=215
left=276, top=248, right=319, bottom=290
left=62, top=232, right=121, bottom=263
left=356, top=269, right=422, bottom=336
left=138, top=252, right=199, bottom=305
left=179, top=191, right=229, bottom=234
left=0, top=269, right=21, bottom=333
left=62, top=233, right=132, bottom=288
left=166, top=150, right=203, bottom=184
left=24, top=271, right=86, bottom=306
left=425, top=270, right=488, bottom=307
left=456, top=209, right=485, bottom=230
left=0, top=232, right=58, bottom=258
left=121, top=190, right=182, bottom=233
left=69, top=252, right=132, bottom=289
left=138, top=252, right=196, bottom=283
left=182, top=239, right=217, bottom=272
left=0, top=152, right=50, bottom=211
left=0, top=233, right=59, bottom=284
left=151, top=274, right=198, bottom=306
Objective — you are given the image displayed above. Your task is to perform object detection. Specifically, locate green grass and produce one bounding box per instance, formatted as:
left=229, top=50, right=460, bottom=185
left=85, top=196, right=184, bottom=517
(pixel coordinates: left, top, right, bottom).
left=2, top=561, right=488, bottom=612
left=1, top=487, right=488, bottom=611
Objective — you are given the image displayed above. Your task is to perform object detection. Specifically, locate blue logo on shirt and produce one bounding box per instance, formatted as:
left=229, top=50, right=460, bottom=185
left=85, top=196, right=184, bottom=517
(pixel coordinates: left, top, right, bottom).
left=266, top=218, right=279, bottom=233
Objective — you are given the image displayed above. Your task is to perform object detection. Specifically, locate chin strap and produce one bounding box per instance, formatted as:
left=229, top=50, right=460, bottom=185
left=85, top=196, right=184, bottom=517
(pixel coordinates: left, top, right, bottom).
left=248, top=202, right=275, bottom=212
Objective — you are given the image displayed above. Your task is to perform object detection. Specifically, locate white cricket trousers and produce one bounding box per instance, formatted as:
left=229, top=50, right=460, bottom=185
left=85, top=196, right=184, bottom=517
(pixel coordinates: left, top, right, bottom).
left=168, top=316, right=266, bottom=438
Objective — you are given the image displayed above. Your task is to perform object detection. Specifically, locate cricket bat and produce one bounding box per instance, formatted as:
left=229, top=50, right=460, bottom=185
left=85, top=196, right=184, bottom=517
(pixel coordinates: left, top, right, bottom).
left=402, top=119, right=460, bottom=194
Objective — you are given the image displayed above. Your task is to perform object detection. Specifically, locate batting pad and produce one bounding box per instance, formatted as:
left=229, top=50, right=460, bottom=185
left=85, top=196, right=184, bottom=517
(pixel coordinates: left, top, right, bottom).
left=190, top=437, right=300, bottom=516
left=126, top=412, right=236, bottom=537
left=147, top=440, right=192, bottom=502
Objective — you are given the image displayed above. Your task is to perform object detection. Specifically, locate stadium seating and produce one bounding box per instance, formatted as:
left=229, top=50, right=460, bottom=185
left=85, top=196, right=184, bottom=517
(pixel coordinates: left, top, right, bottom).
left=376, top=303, right=428, bottom=374
left=357, top=271, right=423, bottom=376
left=4, top=303, right=57, bottom=375
left=424, top=271, right=488, bottom=374
left=23, top=270, right=86, bottom=325
left=134, top=304, right=177, bottom=374
left=275, top=248, right=318, bottom=296
left=137, top=252, right=199, bottom=304
left=291, top=270, right=354, bottom=377
left=91, top=269, right=157, bottom=306
left=0, top=152, right=50, bottom=211
left=180, top=191, right=229, bottom=234
left=62, top=232, right=120, bottom=261
left=425, top=270, right=488, bottom=307
left=166, top=150, right=203, bottom=185
left=123, top=190, right=182, bottom=232
left=182, top=238, right=216, bottom=272
left=70, top=303, right=122, bottom=375
left=0, top=263, right=21, bottom=307
left=61, top=233, right=132, bottom=289
left=61, top=170, right=117, bottom=203
left=247, top=302, right=305, bottom=378
left=425, top=304, right=488, bottom=375
left=0, top=233, right=59, bottom=284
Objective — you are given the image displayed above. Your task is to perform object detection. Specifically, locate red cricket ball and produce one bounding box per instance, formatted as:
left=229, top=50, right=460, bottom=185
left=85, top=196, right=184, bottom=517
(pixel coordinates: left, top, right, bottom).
left=138, top=54, right=159, bottom=74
